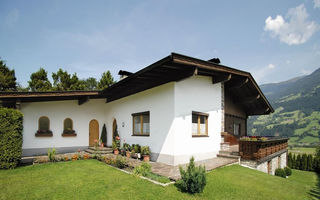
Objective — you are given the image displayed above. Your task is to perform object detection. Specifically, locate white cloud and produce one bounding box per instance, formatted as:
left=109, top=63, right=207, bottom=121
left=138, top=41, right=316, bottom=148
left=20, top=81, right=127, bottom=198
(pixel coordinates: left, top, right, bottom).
left=5, top=8, right=19, bottom=27
left=264, top=4, right=319, bottom=45
left=285, top=60, right=291, bottom=64
left=251, top=64, right=276, bottom=83
left=267, top=64, right=276, bottom=69
left=314, top=0, right=320, bottom=8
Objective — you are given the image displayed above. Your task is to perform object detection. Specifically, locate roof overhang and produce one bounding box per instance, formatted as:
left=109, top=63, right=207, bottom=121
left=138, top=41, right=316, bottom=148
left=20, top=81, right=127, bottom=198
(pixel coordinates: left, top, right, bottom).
left=0, top=91, right=104, bottom=106
left=0, top=53, right=273, bottom=116
left=101, top=53, right=274, bottom=116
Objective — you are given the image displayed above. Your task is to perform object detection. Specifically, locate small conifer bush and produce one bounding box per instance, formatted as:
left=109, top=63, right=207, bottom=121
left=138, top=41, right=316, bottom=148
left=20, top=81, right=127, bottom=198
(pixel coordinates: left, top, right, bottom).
left=176, top=157, right=206, bottom=193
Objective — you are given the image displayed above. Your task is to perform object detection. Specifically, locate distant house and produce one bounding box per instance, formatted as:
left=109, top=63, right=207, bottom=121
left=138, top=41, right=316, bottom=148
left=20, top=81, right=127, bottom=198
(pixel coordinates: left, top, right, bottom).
left=0, top=53, right=288, bottom=174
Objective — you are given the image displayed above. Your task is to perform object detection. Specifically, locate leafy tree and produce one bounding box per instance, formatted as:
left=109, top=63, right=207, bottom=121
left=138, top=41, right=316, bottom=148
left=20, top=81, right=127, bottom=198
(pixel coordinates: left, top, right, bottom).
left=28, top=68, right=52, bottom=91
left=16, top=83, right=29, bottom=92
left=98, top=70, right=115, bottom=90
left=0, top=59, right=16, bottom=91
left=52, top=69, right=85, bottom=91
left=292, top=154, right=296, bottom=169
left=84, top=77, right=98, bottom=90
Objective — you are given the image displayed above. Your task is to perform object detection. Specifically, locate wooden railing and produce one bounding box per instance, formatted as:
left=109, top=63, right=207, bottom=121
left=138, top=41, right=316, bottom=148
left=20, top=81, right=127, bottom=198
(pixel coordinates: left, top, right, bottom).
left=239, top=137, right=289, bottom=160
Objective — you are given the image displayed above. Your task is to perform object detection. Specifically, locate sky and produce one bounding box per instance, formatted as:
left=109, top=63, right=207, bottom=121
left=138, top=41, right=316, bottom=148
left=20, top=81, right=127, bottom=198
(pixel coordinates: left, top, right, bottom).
left=0, top=0, right=320, bottom=86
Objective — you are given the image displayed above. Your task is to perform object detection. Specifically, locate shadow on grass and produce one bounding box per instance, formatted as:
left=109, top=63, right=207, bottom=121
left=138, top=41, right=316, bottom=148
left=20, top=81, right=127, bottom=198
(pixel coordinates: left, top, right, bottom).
left=308, top=172, right=320, bottom=199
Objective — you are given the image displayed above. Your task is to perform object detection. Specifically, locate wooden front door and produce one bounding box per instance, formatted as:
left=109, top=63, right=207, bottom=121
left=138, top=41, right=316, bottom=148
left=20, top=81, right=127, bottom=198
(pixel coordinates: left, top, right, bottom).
left=89, top=119, right=99, bottom=146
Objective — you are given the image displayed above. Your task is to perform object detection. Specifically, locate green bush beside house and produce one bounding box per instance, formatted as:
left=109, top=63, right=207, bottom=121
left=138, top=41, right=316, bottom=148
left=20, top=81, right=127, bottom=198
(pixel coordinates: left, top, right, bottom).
left=0, top=108, right=23, bottom=169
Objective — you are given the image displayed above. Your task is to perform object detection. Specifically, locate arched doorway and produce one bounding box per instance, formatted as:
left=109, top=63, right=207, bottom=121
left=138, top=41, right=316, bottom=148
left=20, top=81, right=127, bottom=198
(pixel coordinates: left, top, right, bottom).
left=112, top=119, right=117, bottom=142
left=89, top=119, right=99, bottom=146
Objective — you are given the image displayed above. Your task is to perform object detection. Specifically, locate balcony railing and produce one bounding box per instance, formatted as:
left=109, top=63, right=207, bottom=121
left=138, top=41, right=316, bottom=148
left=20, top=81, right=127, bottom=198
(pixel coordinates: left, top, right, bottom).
left=239, top=137, right=289, bottom=161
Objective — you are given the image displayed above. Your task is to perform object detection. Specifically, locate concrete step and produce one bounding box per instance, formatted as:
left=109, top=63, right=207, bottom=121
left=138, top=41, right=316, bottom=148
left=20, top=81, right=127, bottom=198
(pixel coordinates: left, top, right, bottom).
left=85, top=148, right=113, bottom=154
left=217, top=153, right=240, bottom=160
left=88, top=146, right=112, bottom=151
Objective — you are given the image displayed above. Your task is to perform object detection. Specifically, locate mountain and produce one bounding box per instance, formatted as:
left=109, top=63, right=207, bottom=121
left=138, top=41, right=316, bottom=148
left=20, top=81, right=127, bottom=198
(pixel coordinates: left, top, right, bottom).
left=248, top=68, right=320, bottom=147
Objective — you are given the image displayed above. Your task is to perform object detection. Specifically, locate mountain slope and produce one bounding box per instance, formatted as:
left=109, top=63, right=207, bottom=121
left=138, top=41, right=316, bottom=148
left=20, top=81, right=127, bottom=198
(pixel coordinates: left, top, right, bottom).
left=248, top=68, right=320, bottom=146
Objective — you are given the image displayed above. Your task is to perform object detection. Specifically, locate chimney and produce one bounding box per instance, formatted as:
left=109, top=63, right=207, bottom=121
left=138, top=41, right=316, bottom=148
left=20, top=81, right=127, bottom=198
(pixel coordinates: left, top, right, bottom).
left=118, top=70, right=133, bottom=80
left=208, top=58, right=221, bottom=64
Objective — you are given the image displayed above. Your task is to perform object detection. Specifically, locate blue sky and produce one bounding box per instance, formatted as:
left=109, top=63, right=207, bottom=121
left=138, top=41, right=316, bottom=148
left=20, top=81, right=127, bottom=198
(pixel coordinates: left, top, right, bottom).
left=0, top=0, right=319, bottom=86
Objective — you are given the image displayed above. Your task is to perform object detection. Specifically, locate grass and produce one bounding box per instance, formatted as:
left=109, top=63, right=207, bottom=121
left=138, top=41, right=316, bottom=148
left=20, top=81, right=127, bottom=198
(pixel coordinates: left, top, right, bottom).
left=289, top=147, right=316, bottom=155
left=0, top=160, right=319, bottom=200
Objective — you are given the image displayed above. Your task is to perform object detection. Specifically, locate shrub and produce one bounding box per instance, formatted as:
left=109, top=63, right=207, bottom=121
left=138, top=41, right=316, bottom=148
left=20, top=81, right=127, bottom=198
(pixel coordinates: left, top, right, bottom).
left=175, top=157, right=206, bottom=194
left=123, top=143, right=131, bottom=152
left=284, top=167, right=292, bottom=176
left=83, top=154, right=89, bottom=160
left=0, top=108, right=23, bottom=169
left=47, top=148, right=56, bottom=162
left=115, top=156, right=127, bottom=169
left=133, top=162, right=151, bottom=177
left=112, top=141, right=118, bottom=151
left=275, top=168, right=286, bottom=178
left=141, top=146, right=150, bottom=156
left=72, top=154, right=78, bottom=161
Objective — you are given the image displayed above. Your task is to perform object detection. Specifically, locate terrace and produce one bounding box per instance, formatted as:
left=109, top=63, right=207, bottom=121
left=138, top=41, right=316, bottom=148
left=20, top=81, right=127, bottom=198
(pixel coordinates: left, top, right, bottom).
left=239, top=136, right=289, bottom=161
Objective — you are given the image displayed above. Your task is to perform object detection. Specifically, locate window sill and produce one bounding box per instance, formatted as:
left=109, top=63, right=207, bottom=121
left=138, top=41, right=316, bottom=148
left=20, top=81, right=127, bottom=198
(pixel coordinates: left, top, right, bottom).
left=132, top=134, right=150, bottom=137
left=62, top=133, right=77, bottom=137
left=35, top=133, right=53, bottom=137
left=192, top=135, right=209, bottom=137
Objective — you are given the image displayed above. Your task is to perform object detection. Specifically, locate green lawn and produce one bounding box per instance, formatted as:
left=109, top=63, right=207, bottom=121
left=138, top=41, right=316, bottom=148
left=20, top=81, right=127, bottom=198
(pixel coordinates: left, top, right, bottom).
left=0, top=160, right=319, bottom=200
left=289, top=147, right=316, bottom=155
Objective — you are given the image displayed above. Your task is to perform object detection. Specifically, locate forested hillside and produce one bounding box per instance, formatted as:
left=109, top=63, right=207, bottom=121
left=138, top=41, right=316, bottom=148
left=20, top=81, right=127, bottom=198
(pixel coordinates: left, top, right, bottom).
left=248, top=68, right=320, bottom=147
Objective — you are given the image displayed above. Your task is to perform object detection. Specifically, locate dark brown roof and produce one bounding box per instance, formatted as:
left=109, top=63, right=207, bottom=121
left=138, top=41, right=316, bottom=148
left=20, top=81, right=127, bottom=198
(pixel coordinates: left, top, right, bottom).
left=102, top=53, right=273, bottom=115
left=0, top=53, right=273, bottom=115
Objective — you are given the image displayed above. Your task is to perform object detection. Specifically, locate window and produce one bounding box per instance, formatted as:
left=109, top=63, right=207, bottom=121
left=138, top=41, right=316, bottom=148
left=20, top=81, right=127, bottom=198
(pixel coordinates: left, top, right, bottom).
left=192, top=111, right=208, bottom=136
left=36, top=116, right=52, bottom=136
left=234, top=123, right=240, bottom=136
left=132, top=111, right=150, bottom=136
left=63, top=118, right=76, bottom=135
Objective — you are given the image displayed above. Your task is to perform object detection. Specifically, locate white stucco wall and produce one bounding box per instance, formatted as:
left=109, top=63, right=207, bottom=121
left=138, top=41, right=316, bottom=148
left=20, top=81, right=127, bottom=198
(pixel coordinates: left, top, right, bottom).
left=171, top=75, right=222, bottom=165
left=21, top=99, right=106, bottom=154
left=20, top=75, right=223, bottom=165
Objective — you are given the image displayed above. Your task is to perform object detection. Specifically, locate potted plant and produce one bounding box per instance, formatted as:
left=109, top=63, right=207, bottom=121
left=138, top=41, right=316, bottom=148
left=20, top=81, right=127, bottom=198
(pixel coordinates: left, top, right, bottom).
left=112, top=141, right=119, bottom=155
left=141, top=146, right=150, bottom=161
left=123, top=143, right=131, bottom=158
left=99, top=139, right=104, bottom=148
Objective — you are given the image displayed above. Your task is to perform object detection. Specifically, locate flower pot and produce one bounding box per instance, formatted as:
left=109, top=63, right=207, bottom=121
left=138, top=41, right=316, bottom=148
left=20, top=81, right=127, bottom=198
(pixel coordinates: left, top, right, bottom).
left=114, top=149, right=119, bottom=155
left=137, top=153, right=141, bottom=159
left=143, top=155, right=150, bottom=162
left=126, top=151, right=131, bottom=158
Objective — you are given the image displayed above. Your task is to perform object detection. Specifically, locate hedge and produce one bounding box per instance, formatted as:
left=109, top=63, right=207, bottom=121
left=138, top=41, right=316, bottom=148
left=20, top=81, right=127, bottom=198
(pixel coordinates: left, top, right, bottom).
left=0, top=108, right=23, bottom=169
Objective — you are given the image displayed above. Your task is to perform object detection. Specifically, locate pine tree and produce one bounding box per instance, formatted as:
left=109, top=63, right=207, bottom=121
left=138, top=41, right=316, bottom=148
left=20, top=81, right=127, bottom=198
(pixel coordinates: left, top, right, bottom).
left=0, top=59, right=17, bottom=91
left=28, top=68, right=52, bottom=91
left=52, top=69, right=85, bottom=91
left=292, top=154, right=296, bottom=169
left=296, top=154, right=301, bottom=170
left=307, top=154, right=313, bottom=171
left=98, top=70, right=115, bottom=90
left=100, top=124, right=107, bottom=146
left=301, top=154, right=308, bottom=171
left=288, top=153, right=293, bottom=168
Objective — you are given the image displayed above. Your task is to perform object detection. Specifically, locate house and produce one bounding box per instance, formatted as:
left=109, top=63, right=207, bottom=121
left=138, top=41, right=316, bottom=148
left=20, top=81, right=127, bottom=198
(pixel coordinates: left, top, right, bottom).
left=0, top=53, right=288, bottom=174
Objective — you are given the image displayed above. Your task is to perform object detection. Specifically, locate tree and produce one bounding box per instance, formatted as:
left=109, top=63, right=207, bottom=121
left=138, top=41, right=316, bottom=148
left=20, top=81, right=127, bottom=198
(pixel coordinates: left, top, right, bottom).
left=316, top=145, right=320, bottom=158
left=52, top=68, right=85, bottom=91
left=307, top=154, right=313, bottom=171
left=98, top=70, right=115, bottom=90
left=301, top=154, right=308, bottom=171
left=100, top=124, right=107, bottom=146
left=28, top=68, right=52, bottom=91
left=288, top=153, right=293, bottom=168
left=296, top=154, right=301, bottom=170
left=292, top=154, right=296, bottom=169
left=84, top=77, right=97, bottom=90
left=0, top=59, right=16, bottom=91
